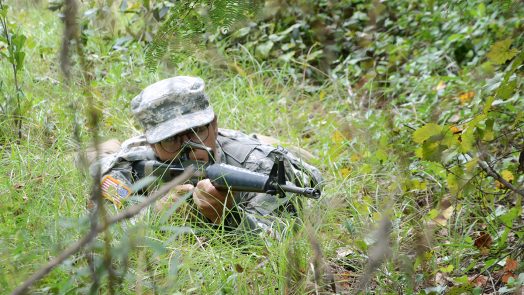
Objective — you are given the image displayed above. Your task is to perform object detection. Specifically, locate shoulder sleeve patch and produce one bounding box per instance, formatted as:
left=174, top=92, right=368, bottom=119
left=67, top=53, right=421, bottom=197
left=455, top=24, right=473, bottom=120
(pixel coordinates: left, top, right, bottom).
left=101, top=175, right=131, bottom=207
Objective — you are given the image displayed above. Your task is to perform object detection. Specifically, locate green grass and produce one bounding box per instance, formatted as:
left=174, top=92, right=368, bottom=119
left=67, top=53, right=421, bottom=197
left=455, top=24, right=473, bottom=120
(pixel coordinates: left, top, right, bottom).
left=1, top=1, right=523, bottom=294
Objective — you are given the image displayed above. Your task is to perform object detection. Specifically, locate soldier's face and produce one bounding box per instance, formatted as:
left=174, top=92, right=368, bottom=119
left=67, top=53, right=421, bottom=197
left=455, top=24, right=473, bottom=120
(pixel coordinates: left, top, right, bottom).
left=152, top=117, right=218, bottom=162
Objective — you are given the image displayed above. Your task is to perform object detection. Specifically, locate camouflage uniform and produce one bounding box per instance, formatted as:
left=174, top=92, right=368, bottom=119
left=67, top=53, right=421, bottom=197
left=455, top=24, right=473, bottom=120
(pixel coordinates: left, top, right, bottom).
left=91, top=76, right=322, bottom=234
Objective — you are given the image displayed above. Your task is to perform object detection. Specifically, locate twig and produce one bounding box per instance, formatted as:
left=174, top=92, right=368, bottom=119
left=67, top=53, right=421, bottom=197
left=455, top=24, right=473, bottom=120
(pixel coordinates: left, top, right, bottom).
left=306, top=225, right=337, bottom=294
left=58, top=0, right=114, bottom=292
left=355, top=216, right=393, bottom=292
left=478, top=160, right=524, bottom=198
left=10, top=168, right=194, bottom=295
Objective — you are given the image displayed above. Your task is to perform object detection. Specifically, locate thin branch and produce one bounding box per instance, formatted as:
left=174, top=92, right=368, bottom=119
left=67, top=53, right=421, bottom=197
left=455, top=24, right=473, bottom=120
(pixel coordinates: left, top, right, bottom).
left=478, top=160, right=524, bottom=198
left=10, top=168, right=194, bottom=295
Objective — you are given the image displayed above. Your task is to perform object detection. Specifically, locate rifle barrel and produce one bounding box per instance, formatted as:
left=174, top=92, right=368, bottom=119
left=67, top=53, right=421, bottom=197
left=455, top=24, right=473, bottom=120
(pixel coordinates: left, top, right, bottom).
left=279, top=184, right=321, bottom=199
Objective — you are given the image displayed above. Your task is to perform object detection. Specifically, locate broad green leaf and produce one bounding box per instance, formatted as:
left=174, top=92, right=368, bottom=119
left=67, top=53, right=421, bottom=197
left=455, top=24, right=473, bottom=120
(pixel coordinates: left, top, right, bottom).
left=499, top=227, right=510, bottom=246
left=477, top=3, right=486, bottom=16
left=12, top=34, right=26, bottom=49
left=15, top=51, right=25, bottom=70
left=497, top=79, right=517, bottom=100
left=413, top=123, right=442, bottom=143
left=447, top=173, right=459, bottom=194
left=484, top=258, right=497, bottom=269
left=360, top=163, right=372, bottom=174
left=447, top=166, right=464, bottom=195
left=442, top=128, right=459, bottom=148
left=354, top=239, right=368, bottom=252
left=468, top=114, right=486, bottom=127
left=454, top=275, right=470, bottom=284
left=459, top=129, right=474, bottom=153
left=483, top=96, right=495, bottom=114
left=278, top=51, right=294, bottom=62
left=256, top=40, right=274, bottom=58
left=482, top=119, right=494, bottom=141
left=501, top=170, right=515, bottom=182
left=411, top=179, right=427, bottom=190
left=415, top=147, right=423, bottom=159
left=465, top=158, right=478, bottom=173
left=440, top=264, right=454, bottom=273
left=486, top=39, right=519, bottom=65
left=375, top=149, right=388, bottom=162
left=447, top=34, right=463, bottom=43
left=427, top=208, right=439, bottom=219
left=420, top=141, right=445, bottom=162
left=232, top=27, right=250, bottom=39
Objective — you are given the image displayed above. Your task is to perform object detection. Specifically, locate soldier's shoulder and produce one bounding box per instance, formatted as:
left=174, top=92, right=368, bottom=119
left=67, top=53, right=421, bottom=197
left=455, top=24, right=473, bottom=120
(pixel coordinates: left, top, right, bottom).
left=90, top=134, right=156, bottom=176
left=217, top=128, right=273, bottom=166
left=121, top=135, right=149, bottom=150
left=117, top=134, right=156, bottom=161
left=218, top=128, right=253, bottom=140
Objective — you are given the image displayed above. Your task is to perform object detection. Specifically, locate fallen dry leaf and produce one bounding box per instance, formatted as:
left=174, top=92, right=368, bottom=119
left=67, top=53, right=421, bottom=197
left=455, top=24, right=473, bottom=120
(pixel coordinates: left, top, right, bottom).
left=435, top=81, right=447, bottom=91
left=458, top=91, right=475, bottom=104
left=331, top=130, right=346, bottom=143
left=33, top=175, right=44, bottom=183
left=504, top=257, right=518, bottom=272
left=496, top=170, right=515, bottom=189
left=450, top=126, right=462, bottom=134
left=433, top=198, right=454, bottom=226
left=501, top=272, right=516, bottom=284
left=435, top=272, right=451, bottom=286
left=474, top=232, right=492, bottom=248
left=336, top=246, right=355, bottom=259
left=449, top=114, right=461, bottom=123
left=234, top=263, right=244, bottom=273
left=474, top=232, right=492, bottom=255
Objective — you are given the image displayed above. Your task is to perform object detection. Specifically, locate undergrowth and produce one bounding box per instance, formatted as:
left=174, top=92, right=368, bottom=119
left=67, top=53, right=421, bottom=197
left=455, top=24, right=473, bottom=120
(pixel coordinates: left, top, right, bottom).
left=0, top=0, right=523, bottom=294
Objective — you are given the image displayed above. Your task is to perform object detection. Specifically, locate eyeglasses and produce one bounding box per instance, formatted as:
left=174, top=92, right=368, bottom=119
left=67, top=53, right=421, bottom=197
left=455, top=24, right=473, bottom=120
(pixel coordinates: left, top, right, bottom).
left=159, top=124, right=210, bottom=153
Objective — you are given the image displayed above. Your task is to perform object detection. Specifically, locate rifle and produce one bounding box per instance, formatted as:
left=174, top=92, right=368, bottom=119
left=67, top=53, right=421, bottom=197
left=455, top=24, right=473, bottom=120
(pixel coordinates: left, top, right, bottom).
left=132, top=143, right=321, bottom=199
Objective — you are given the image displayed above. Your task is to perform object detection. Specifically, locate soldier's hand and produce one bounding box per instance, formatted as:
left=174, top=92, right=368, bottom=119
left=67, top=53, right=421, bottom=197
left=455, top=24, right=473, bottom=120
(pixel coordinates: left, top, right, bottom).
left=193, top=179, right=233, bottom=224
left=155, top=184, right=194, bottom=212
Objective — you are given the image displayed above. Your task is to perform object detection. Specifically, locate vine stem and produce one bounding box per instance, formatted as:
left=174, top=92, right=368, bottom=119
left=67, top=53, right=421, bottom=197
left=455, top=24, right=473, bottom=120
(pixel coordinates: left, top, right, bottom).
left=0, top=0, right=23, bottom=141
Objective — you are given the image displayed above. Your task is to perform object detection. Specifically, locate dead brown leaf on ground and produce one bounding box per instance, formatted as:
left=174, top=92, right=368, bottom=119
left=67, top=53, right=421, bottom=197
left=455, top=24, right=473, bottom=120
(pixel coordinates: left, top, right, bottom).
left=474, top=232, right=492, bottom=255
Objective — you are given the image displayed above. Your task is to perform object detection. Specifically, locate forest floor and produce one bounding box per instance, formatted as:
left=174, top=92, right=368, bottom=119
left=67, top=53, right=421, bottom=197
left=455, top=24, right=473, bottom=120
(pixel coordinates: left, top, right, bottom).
left=1, top=1, right=523, bottom=294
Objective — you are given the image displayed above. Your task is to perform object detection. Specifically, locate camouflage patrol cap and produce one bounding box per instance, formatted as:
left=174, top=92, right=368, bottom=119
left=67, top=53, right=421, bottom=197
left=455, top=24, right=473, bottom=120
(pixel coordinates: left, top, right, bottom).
left=131, top=76, right=215, bottom=143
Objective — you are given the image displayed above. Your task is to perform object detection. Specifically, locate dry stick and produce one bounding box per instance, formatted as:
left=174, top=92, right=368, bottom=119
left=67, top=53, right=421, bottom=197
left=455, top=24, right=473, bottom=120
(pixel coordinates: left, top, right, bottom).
left=59, top=0, right=115, bottom=291
left=11, top=168, right=194, bottom=295
left=478, top=160, right=524, bottom=197
left=306, top=225, right=337, bottom=294
left=355, top=216, right=393, bottom=292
